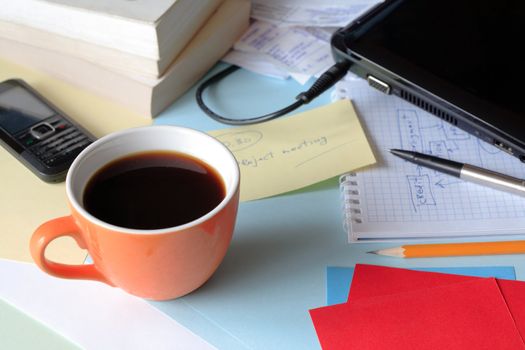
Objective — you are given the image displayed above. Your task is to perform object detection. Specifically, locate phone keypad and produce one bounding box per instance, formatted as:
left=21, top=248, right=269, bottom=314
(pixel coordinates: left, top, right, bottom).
left=21, top=116, right=92, bottom=167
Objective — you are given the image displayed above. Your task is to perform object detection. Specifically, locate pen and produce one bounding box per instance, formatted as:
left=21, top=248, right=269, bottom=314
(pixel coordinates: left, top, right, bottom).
left=389, top=149, right=525, bottom=197
left=368, top=240, right=525, bottom=258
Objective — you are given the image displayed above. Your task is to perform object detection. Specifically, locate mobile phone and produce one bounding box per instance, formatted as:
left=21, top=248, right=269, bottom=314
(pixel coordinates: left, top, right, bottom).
left=0, top=79, right=95, bottom=182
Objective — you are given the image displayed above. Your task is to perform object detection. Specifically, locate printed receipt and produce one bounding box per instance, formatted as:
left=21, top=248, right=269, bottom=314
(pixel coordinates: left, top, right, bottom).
left=208, top=100, right=376, bottom=201
left=251, top=0, right=380, bottom=27
left=232, top=20, right=333, bottom=83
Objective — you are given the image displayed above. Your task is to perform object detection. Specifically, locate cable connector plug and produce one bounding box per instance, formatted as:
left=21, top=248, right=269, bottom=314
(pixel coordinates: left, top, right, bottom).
left=295, top=60, right=352, bottom=104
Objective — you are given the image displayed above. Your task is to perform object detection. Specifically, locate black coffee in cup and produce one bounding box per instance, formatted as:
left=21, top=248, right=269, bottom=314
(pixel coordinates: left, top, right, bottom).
left=83, top=150, right=225, bottom=230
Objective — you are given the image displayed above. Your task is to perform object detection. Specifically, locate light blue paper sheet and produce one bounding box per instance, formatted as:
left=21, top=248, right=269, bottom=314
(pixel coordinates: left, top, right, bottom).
left=148, top=64, right=525, bottom=350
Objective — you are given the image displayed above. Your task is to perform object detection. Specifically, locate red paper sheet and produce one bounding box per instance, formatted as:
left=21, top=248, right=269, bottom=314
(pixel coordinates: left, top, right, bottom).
left=310, top=278, right=525, bottom=350
left=349, top=264, right=525, bottom=340
left=349, top=264, right=476, bottom=300
left=498, top=279, right=525, bottom=339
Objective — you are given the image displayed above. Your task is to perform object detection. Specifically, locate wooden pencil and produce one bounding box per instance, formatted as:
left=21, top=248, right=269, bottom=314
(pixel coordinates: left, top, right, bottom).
left=368, top=240, right=525, bottom=258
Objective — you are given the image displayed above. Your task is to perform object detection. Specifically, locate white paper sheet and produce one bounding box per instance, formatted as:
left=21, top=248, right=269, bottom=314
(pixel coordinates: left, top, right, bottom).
left=232, top=20, right=334, bottom=83
left=0, top=259, right=215, bottom=350
left=223, top=1, right=382, bottom=83
left=251, top=0, right=382, bottom=27
left=222, top=50, right=290, bottom=79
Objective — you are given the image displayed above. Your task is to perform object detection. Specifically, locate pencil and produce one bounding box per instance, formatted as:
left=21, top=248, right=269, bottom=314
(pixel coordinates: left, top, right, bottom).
left=368, top=240, right=525, bottom=258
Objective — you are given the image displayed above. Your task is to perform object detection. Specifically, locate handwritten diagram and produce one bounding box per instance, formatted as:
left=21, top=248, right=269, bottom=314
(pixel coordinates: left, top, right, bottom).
left=397, top=108, right=507, bottom=212
left=334, top=78, right=525, bottom=236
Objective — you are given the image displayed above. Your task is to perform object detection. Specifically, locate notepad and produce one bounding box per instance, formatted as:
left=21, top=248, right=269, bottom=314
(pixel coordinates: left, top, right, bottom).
left=310, top=265, right=525, bottom=350
left=334, top=79, right=525, bottom=241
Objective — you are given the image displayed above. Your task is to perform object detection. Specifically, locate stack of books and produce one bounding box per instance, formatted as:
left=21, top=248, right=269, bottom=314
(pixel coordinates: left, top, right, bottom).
left=0, top=0, right=250, bottom=118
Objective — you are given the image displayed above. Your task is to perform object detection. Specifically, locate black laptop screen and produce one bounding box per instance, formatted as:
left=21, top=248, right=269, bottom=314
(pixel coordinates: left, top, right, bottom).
left=344, top=0, right=525, bottom=117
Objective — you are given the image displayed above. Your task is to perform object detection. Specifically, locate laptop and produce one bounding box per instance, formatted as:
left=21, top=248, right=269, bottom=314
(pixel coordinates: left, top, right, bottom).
left=331, top=0, right=525, bottom=162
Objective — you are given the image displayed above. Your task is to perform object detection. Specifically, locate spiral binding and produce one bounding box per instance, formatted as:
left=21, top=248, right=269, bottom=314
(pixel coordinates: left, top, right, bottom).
left=339, top=172, right=363, bottom=237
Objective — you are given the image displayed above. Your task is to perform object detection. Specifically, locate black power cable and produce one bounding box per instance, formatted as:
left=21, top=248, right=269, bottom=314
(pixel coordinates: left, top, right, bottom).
left=195, top=60, right=352, bottom=125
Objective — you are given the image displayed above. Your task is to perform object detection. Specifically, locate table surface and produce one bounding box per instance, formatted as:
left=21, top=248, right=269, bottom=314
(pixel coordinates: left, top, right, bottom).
left=149, top=64, right=525, bottom=350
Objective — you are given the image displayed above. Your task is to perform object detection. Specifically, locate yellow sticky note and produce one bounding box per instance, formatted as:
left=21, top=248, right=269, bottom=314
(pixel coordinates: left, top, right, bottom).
left=0, top=58, right=150, bottom=263
left=209, top=100, right=376, bottom=201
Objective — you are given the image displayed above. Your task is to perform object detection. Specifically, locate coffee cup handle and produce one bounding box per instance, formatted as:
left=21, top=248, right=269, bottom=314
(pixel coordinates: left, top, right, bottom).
left=30, top=215, right=114, bottom=286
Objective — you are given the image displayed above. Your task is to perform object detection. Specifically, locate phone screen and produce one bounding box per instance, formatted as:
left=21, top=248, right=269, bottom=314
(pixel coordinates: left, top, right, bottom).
left=0, top=86, right=55, bottom=134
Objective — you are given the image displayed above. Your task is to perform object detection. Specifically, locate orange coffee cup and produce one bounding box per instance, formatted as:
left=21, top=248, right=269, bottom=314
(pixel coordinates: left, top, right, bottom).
left=30, top=125, right=240, bottom=300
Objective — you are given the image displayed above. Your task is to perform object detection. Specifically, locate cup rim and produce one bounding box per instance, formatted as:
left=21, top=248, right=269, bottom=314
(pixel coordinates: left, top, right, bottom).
left=66, top=125, right=240, bottom=235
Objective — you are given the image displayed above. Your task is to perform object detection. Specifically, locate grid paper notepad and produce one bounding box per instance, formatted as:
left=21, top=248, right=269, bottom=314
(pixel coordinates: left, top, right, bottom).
left=334, top=78, right=525, bottom=241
